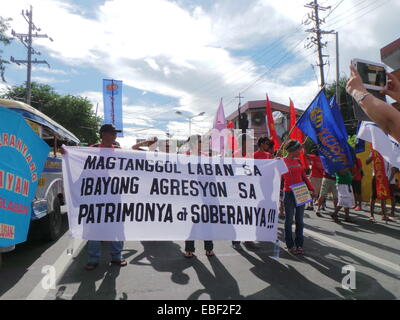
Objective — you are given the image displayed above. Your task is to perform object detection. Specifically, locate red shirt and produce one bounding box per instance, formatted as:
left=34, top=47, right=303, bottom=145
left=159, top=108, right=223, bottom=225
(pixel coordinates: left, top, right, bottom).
left=307, top=154, right=324, bottom=178
left=282, top=157, right=314, bottom=192
left=253, top=150, right=273, bottom=159
left=352, top=158, right=363, bottom=181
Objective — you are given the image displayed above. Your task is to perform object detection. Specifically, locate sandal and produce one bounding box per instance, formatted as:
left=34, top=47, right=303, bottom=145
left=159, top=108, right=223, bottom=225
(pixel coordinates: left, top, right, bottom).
left=296, top=247, right=304, bottom=255
left=205, top=250, right=215, bottom=257
left=110, top=259, right=128, bottom=267
left=85, top=262, right=99, bottom=271
left=316, top=211, right=322, bottom=217
left=184, top=251, right=195, bottom=258
left=382, top=216, right=395, bottom=222
left=288, top=247, right=297, bottom=255
left=369, top=216, right=376, bottom=223
left=232, top=243, right=242, bottom=250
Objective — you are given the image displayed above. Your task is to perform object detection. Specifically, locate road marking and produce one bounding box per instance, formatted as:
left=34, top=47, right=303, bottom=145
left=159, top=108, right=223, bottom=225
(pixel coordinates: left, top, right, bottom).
left=26, top=237, right=85, bottom=300
left=304, top=228, right=400, bottom=274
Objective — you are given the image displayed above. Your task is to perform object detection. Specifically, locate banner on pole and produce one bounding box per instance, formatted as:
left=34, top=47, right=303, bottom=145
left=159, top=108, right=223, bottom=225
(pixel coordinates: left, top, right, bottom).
left=296, top=90, right=354, bottom=175
left=103, top=79, right=123, bottom=137
left=62, top=147, right=288, bottom=241
left=0, top=107, right=50, bottom=247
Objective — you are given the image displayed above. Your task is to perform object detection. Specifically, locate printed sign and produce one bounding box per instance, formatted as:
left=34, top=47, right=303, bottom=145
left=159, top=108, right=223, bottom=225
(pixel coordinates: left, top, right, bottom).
left=62, top=147, right=288, bottom=241
left=0, top=107, right=50, bottom=247
left=290, top=182, right=312, bottom=207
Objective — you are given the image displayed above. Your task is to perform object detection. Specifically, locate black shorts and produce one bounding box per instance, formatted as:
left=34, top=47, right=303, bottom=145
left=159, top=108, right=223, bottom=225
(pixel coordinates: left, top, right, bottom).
left=352, top=180, right=361, bottom=195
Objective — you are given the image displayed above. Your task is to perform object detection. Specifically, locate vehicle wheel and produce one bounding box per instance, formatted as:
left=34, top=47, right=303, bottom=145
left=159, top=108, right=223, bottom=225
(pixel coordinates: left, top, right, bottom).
left=42, top=197, right=63, bottom=241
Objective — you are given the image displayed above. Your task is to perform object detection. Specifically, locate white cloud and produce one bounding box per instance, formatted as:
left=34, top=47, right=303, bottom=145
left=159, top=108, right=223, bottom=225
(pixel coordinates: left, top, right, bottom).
left=3, top=0, right=399, bottom=138
left=31, top=76, right=69, bottom=84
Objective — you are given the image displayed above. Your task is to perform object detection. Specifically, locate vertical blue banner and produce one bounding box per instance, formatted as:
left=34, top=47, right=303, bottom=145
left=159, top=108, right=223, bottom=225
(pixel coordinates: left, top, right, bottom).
left=103, top=79, right=123, bottom=137
left=0, top=107, right=50, bottom=247
left=297, top=90, right=354, bottom=175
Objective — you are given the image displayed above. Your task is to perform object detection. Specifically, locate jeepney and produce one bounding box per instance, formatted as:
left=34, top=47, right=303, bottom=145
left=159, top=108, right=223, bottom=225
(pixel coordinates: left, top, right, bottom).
left=0, top=99, right=80, bottom=252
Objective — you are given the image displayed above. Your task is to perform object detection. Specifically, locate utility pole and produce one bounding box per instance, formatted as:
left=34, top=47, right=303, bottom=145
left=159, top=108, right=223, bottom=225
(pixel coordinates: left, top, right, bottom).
left=236, top=92, right=248, bottom=157
left=304, top=0, right=333, bottom=88
left=335, top=32, right=340, bottom=107
left=10, top=6, right=53, bottom=106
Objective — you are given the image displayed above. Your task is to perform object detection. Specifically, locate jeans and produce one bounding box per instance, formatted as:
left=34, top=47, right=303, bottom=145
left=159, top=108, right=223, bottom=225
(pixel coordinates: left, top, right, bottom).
left=284, top=191, right=305, bottom=249
left=185, top=240, right=213, bottom=252
left=87, top=240, right=124, bottom=263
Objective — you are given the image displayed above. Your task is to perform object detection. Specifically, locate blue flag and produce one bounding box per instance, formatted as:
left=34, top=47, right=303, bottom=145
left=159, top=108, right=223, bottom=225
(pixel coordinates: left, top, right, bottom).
left=329, top=96, right=348, bottom=139
left=0, top=107, right=50, bottom=246
left=103, top=79, right=123, bottom=137
left=297, top=90, right=354, bottom=175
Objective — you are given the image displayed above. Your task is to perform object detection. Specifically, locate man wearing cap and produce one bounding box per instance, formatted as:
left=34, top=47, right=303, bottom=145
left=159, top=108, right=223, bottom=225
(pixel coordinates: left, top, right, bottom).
left=84, top=124, right=127, bottom=271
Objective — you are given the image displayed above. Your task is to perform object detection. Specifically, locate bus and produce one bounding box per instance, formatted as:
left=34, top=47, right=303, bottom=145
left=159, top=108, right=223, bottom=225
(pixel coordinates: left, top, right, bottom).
left=0, top=99, right=80, bottom=253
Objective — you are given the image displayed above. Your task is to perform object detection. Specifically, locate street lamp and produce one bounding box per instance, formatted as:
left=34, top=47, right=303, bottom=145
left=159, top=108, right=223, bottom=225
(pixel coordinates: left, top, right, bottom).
left=175, top=111, right=205, bottom=136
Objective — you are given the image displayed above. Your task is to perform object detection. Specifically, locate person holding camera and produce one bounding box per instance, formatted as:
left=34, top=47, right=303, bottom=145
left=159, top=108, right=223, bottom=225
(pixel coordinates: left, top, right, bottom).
left=346, top=65, right=400, bottom=143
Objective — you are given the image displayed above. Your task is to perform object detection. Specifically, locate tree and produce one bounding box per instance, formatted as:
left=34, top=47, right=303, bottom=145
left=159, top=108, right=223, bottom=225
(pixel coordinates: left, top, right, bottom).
left=325, top=77, right=358, bottom=136
left=0, top=16, right=12, bottom=82
left=1, top=82, right=102, bottom=144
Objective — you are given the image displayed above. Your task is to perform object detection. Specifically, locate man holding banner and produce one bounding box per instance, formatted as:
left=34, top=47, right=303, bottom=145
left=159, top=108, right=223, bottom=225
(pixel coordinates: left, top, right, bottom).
left=63, top=124, right=128, bottom=271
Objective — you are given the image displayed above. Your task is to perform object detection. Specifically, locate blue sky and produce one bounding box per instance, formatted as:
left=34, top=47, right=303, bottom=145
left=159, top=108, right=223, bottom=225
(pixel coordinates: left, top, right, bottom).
left=1, top=0, right=399, bottom=147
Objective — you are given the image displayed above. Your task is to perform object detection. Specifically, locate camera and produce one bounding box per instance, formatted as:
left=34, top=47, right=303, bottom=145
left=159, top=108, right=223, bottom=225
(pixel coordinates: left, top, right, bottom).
left=351, top=58, right=387, bottom=91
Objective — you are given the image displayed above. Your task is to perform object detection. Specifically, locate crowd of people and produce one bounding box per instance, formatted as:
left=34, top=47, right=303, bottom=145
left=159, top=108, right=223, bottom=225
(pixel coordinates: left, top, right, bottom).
left=66, top=64, right=400, bottom=271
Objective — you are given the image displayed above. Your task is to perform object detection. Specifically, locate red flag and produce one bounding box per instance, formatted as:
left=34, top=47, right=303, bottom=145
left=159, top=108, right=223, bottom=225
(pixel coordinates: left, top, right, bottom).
left=372, top=148, right=391, bottom=199
left=289, top=98, right=309, bottom=170
left=289, top=98, right=298, bottom=139
left=266, top=95, right=280, bottom=151
left=226, top=121, right=238, bottom=153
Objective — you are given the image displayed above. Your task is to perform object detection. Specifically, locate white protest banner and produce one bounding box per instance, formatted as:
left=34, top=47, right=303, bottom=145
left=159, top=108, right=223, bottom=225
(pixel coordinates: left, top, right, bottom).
left=357, top=121, right=400, bottom=167
left=62, top=146, right=288, bottom=241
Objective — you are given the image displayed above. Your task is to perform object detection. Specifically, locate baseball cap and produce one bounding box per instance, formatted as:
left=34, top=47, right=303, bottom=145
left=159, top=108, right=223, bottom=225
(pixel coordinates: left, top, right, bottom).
left=99, top=124, right=122, bottom=134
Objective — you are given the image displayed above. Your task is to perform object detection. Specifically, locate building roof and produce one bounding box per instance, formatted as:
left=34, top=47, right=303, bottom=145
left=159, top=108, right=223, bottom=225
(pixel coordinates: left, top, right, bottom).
left=226, top=99, right=303, bottom=121
left=381, top=38, right=400, bottom=70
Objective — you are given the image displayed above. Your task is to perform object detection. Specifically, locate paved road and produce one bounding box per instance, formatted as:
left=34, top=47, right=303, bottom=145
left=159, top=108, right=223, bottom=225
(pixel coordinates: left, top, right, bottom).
left=0, top=203, right=399, bottom=300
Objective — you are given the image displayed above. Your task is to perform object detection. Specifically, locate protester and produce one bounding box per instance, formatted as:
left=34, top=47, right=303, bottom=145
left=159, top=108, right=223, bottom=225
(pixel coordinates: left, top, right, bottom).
left=346, top=65, right=400, bottom=143
left=351, top=156, right=363, bottom=211
left=184, top=135, right=215, bottom=258
left=87, top=124, right=127, bottom=270
left=305, top=148, right=324, bottom=211
left=315, top=171, right=338, bottom=217
left=331, top=168, right=355, bottom=223
left=281, top=140, right=316, bottom=255
left=253, top=137, right=274, bottom=159
left=366, top=152, right=395, bottom=222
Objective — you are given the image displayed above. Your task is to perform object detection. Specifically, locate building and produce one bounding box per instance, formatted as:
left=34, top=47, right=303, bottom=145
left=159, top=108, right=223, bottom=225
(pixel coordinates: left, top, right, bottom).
left=381, top=37, right=400, bottom=79
left=225, top=99, right=303, bottom=145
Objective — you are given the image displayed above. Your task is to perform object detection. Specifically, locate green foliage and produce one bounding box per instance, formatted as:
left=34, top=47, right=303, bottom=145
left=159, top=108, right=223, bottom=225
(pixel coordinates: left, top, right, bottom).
left=325, top=77, right=358, bottom=135
left=1, top=82, right=102, bottom=144
left=348, top=134, right=357, bottom=148
left=0, top=16, right=13, bottom=82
